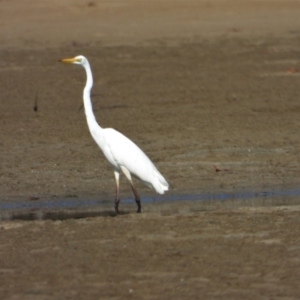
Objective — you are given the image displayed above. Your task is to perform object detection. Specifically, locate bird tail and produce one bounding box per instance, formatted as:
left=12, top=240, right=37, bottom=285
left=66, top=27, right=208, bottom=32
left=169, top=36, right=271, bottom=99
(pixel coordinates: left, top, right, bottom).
left=152, top=170, right=169, bottom=194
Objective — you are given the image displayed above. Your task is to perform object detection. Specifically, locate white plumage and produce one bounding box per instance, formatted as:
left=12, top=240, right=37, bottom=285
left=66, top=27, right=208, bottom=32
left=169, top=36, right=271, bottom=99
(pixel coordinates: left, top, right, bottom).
left=61, top=55, right=169, bottom=214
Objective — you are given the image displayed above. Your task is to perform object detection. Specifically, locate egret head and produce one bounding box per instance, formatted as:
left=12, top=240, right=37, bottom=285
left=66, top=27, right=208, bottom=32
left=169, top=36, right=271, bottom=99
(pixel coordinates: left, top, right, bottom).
left=60, top=55, right=87, bottom=65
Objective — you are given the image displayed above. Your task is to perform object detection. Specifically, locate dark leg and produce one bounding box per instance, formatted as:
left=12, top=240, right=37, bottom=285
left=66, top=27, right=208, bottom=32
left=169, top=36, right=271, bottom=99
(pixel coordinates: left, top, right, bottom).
left=119, top=166, right=141, bottom=213
left=130, top=184, right=141, bottom=213
left=115, top=184, right=120, bottom=215
left=114, top=171, right=120, bottom=215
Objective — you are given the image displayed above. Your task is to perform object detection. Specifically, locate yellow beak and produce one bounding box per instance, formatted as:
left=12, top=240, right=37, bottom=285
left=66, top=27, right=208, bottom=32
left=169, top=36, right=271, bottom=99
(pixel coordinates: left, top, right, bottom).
left=60, top=57, right=78, bottom=63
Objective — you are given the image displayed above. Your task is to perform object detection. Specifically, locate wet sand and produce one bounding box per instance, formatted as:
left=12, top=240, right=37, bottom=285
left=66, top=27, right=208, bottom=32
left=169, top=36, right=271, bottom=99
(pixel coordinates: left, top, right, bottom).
left=1, top=0, right=300, bottom=299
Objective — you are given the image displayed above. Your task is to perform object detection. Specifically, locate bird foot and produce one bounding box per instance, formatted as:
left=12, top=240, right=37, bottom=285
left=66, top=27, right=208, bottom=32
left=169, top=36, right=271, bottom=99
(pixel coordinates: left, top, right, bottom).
left=136, top=201, right=141, bottom=213
left=114, top=201, right=120, bottom=215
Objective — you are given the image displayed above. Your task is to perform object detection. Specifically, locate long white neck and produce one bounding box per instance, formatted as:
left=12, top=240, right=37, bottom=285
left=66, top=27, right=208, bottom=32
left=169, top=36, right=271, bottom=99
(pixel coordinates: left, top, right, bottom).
left=82, top=61, right=102, bottom=131
left=80, top=60, right=107, bottom=152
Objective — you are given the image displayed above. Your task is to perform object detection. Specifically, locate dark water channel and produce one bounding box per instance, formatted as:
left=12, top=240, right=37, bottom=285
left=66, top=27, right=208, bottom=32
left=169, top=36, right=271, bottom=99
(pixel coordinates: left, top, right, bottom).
left=1, top=187, right=300, bottom=221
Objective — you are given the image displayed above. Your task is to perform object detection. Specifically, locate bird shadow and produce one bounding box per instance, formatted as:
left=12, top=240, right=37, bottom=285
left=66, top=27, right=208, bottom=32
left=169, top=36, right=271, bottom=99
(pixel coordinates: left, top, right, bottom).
left=1, top=210, right=131, bottom=221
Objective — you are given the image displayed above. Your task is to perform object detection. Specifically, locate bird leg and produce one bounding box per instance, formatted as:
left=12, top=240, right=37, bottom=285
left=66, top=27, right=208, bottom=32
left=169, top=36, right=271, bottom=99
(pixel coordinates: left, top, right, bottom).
left=130, top=184, right=141, bottom=213
left=115, top=186, right=120, bottom=215
left=114, top=170, right=120, bottom=215
left=120, top=166, right=142, bottom=213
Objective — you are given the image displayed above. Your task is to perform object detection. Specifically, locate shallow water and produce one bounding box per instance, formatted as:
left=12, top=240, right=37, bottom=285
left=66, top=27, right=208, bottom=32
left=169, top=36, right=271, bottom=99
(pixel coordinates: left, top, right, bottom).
left=1, top=186, right=300, bottom=221
left=142, top=187, right=300, bottom=203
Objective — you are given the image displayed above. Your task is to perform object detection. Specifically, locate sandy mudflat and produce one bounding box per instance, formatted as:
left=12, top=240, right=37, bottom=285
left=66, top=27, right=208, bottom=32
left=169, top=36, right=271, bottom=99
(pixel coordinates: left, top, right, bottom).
left=1, top=1, right=300, bottom=299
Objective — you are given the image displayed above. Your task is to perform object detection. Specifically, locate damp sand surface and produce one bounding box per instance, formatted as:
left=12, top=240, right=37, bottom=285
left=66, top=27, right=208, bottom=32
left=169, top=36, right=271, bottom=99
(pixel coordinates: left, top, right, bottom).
left=1, top=0, right=300, bottom=299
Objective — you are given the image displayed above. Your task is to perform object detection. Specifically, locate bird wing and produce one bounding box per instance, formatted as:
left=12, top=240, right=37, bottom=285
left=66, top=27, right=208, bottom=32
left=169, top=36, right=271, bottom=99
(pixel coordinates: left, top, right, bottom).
left=103, top=128, right=154, bottom=174
left=102, top=128, right=168, bottom=192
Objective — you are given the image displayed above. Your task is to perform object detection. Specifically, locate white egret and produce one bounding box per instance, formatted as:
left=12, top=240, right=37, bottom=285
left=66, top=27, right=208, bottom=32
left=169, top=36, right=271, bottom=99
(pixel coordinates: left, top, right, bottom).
left=60, top=55, right=169, bottom=214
